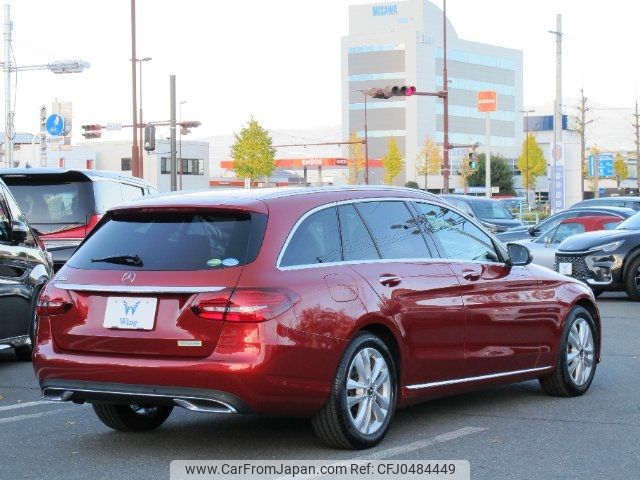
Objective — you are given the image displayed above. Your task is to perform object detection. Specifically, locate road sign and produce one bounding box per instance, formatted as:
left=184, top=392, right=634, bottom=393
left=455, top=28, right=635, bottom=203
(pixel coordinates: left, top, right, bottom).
left=45, top=114, right=65, bottom=136
left=106, top=123, right=123, bottom=131
left=477, top=91, right=497, bottom=112
left=588, top=153, right=614, bottom=177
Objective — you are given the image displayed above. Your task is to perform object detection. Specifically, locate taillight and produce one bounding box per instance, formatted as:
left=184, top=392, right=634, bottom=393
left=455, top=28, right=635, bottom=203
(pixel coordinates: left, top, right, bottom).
left=85, top=214, right=102, bottom=236
left=192, top=288, right=299, bottom=323
left=36, top=284, right=73, bottom=316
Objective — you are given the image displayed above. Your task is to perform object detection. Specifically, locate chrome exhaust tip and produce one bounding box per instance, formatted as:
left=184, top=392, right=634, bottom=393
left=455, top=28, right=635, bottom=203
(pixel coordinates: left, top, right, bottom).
left=42, top=388, right=73, bottom=402
left=173, top=397, right=236, bottom=414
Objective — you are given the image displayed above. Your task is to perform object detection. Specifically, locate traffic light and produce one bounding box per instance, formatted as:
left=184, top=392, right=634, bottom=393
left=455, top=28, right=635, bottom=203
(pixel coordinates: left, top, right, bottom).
left=81, top=124, right=102, bottom=139
left=144, top=125, right=156, bottom=152
left=362, top=85, right=416, bottom=99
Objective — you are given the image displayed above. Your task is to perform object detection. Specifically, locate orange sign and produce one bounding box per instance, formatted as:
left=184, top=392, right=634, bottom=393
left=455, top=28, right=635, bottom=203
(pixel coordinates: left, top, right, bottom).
left=477, top=90, right=497, bottom=112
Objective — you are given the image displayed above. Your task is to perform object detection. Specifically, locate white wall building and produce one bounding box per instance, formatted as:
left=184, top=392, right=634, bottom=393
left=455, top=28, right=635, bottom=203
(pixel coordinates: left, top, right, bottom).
left=80, top=139, right=210, bottom=192
left=342, top=0, right=524, bottom=189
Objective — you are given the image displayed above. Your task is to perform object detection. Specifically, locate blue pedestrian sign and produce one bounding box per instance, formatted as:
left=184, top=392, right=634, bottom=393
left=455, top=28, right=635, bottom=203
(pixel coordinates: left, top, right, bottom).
left=46, top=114, right=65, bottom=136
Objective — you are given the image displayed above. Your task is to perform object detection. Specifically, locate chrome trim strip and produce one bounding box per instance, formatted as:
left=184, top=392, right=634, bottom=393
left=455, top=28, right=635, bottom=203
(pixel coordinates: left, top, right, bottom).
left=406, top=366, right=553, bottom=390
left=42, top=387, right=237, bottom=414
left=53, top=283, right=224, bottom=294
left=586, top=278, right=613, bottom=286
left=276, top=197, right=502, bottom=271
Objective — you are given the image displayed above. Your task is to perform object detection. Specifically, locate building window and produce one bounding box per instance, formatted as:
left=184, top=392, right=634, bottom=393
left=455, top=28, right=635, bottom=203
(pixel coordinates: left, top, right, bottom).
left=161, top=158, right=204, bottom=175
left=121, top=157, right=132, bottom=171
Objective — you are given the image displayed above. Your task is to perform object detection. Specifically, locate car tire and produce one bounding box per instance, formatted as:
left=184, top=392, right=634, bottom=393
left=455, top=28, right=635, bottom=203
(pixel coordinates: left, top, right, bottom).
left=311, top=332, right=397, bottom=449
left=539, top=306, right=597, bottom=397
left=92, top=403, right=173, bottom=432
left=14, top=285, right=43, bottom=362
left=624, top=256, right=640, bottom=301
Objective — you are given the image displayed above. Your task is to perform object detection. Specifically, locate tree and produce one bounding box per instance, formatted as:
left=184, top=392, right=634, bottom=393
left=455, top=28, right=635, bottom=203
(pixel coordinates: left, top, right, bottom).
left=468, top=153, right=515, bottom=196
left=405, top=180, right=419, bottom=189
left=230, top=117, right=276, bottom=184
left=517, top=133, right=546, bottom=195
left=614, top=152, right=629, bottom=189
left=416, top=136, right=442, bottom=190
left=381, top=137, right=404, bottom=185
left=347, top=132, right=365, bottom=185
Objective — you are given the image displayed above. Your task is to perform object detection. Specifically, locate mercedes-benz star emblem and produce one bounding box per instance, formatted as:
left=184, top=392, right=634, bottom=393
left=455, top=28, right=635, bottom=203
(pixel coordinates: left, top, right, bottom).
left=122, top=271, right=136, bottom=284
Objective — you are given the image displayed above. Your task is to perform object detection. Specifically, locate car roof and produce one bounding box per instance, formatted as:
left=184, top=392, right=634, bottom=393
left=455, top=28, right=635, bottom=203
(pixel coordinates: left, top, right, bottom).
left=0, top=168, right=154, bottom=187
left=568, top=205, right=635, bottom=215
left=110, top=186, right=445, bottom=214
left=441, top=194, right=500, bottom=202
left=577, top=197, right=639, bottom=203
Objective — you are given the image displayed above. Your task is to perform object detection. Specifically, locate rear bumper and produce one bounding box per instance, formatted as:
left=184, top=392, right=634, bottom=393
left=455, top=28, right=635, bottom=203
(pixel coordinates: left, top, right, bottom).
left=33, top=317, right=344, bottom=417
left=41, top=380, right=251, bottom=414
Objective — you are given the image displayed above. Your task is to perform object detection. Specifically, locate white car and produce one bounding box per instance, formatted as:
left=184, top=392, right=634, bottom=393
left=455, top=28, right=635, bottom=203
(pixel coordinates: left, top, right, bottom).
left=513, top=216, right=621, bottom=269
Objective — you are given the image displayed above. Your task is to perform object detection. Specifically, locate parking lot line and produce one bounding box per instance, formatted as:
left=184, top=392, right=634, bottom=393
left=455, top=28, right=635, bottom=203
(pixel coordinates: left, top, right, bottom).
left=353, top=426, right=488, bottom=460
left=0, top=400, right=56, bottom=412
left=0, top=408, right=71, bottom=425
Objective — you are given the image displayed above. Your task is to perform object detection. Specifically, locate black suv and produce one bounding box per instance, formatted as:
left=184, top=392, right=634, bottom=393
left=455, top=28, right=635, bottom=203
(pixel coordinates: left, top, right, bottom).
left=0, top=169, right=157, bottom=271
left=0, top=178, right=52, bottom=360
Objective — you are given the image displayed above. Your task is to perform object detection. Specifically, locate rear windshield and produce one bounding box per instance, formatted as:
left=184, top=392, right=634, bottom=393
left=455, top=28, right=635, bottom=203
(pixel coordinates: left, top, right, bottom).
left=469, top=199, right=514, bottom=219
left=2, top=175, right=94, bottom=233
left=67, top=210, right=267, bottom=271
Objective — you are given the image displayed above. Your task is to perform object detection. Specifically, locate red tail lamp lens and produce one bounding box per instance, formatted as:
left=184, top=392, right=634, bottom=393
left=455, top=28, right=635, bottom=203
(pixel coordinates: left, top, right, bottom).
left=36, top=284, right=73, bottom=316
left=193, top=288, right=299, bottom=323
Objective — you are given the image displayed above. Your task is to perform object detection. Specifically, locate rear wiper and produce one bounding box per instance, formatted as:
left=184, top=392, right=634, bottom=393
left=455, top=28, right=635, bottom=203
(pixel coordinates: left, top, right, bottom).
left=91, top=254, right=143, bottom=267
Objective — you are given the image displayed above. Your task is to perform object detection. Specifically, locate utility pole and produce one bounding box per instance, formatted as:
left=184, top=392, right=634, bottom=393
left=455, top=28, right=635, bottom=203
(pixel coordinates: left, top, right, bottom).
left=549, top=14, right=563, bottom=213
left=4, top=4, right=12, bottom=168
left=575, top=89, right=593, bottom=200
left=634, top=100, right=640, bottom=193
left=442, top=0, right=450, bottom=193
left=170, top=75, right=177, bottom=191
left=130, top=0, right=140, bottom=178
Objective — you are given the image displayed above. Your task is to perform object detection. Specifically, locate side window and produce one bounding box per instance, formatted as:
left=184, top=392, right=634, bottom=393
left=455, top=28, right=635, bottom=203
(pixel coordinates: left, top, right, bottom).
left=551, top=223, right=585, bottom=243
left=120, top=184, right=145, bottom=203
left=416, top=203, right=500, bottom=262
left=355, top=201, right=431, bottom=259
left=1, top=185, right=35, bottom=245
left=604, top=221, right=620, bottom=230
left=337, top=204, right=380, bottom=261
left=280, top=207, right=341, bottom=267
left=93, top=181, right=124, bottom=212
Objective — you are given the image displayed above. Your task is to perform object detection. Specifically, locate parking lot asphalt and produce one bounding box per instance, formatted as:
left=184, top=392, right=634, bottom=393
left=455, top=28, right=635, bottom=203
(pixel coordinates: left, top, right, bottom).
left=1, top=292, right=639, bottom=480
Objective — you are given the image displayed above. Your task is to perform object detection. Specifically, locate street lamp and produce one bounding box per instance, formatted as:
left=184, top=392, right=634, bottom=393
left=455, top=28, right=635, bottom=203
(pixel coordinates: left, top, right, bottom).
left=133, top=56, right=152, bottom=179
left=519, top=109, right=535, bottom=203
left=179, top=100, right=187, bottom=190
left=2, top=59, right=90, bottom=168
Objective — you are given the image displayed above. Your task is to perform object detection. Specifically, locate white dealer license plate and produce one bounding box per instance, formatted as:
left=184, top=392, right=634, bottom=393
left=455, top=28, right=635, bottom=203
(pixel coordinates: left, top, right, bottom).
left=558, top=263, right=573, bottom=275
left=103, top=297, right=158, bottom=330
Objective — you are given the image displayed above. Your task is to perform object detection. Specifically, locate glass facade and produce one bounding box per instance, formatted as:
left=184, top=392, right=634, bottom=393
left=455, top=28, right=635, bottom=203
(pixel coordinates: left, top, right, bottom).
left=435, top=47, right=516, bottom=70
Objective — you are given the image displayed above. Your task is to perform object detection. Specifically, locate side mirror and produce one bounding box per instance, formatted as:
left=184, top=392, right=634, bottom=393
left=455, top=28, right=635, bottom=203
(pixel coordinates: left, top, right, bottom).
left=11, top=221, right=29, bottom=244
left=528, top=226, right=539, bottom=236
left=507, top=243, right=532, bottom=266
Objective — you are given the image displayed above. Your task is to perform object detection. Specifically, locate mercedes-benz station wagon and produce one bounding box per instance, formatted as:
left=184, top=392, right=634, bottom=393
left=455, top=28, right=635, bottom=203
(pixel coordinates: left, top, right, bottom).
left=33, top=187, right=601, bottom=449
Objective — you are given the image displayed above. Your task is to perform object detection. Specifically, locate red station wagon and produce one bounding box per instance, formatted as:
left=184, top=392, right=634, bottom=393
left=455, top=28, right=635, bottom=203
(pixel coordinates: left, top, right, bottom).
left=33, top=187, right=601, bottom=449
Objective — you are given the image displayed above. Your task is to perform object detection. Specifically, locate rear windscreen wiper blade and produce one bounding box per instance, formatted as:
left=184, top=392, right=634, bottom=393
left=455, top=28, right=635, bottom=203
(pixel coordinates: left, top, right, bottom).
left=90, top=254, right=143, bottom=267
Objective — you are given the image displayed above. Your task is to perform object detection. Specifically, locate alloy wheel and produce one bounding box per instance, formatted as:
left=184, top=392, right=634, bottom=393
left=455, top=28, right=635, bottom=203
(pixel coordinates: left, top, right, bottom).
left=566, top=318, right=595, bottom=387
left=345, top=347, right=391, bottom=435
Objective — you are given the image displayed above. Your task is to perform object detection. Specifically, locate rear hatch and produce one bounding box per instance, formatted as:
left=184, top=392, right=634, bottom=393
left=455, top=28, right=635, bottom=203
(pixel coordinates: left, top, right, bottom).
left=0, top=171, right=96, bottom=240
left=49, top=207, right=267, bottom=357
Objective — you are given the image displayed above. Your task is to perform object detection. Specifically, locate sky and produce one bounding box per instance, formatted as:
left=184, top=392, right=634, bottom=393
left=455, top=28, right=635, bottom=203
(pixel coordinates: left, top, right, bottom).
left=6, top=0, right=640, bottom=143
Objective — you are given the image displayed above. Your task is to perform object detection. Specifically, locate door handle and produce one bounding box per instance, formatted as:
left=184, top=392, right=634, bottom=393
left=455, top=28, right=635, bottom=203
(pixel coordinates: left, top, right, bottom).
left=461, top=270, right=481, bottom=281
left=379, top=274, right=402, bottom=287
